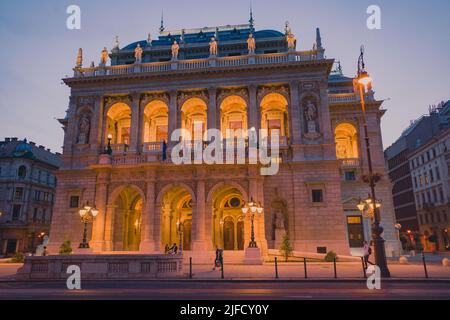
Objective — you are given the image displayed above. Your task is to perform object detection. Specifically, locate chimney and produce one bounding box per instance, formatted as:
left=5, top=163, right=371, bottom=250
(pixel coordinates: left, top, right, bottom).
left=38, top=145, right=45, bottom=149
left=47, top=149, right=51, bottom=152
left=29, top=141, right=36, bottom=146
left=5, top=138, right=11, bottom=142
left=11, top=137, right=18, bottom=142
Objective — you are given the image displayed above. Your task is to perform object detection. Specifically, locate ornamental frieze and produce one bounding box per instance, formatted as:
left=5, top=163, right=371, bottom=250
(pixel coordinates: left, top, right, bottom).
left=177, top=90, right=209, bottom=106
left=257, top=85, right=289, bottom=104
left=77, top=96, right=96, bottom=107
left=216, top=87, right=249, bottom=107
left=103, top=95, right=132, bottom=108
left=140, top=92, right=170, bottom=107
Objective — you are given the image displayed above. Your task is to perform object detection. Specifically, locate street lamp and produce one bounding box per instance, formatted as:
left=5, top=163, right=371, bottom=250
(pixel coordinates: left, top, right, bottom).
left=104, top=134, right=113, bottom=155
left=78, top=201, right=99, bottom=249
left=355, top=45, right=391, bottom=277
left=241, top=198, right=263, bottom=248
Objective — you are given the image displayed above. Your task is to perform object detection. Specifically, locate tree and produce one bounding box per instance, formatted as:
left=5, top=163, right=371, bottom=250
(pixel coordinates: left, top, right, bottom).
left=279, top=233, right=293, bottom=262
left=59, top=240, right=73, bottom=255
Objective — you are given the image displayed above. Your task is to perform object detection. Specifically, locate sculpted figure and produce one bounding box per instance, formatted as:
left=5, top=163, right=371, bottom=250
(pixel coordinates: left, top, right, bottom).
left=287, top=30, right=296, bottom=50
left=305, top=100, right=318, bottom=134
left=209, top=37, right=218, bottom=56
left=135, top=43, right=143, bottom=63
left=171, top=40, right=180, bottom=60
left=77, top=114, right=90, bottom=144
left=100, top=47, right=109, bottom=65
left=247, top=33, right=256, bottom=54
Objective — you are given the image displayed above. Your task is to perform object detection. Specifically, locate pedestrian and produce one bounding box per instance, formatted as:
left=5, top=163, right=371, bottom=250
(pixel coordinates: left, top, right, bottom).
left=165, top=244, right=169, bottom=254
left=172, top=243, right=178, bottom=255
left=212, top=246, right=223, bottom=271
left=363, top=241, right=374, bottom=269
left=42, top=246, right=48, bottom=257
left=162, top=140, right=167, bottom=162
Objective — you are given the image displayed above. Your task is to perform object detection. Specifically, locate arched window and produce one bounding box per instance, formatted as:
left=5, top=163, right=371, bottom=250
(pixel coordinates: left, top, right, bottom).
left=334, top=123, right=359, bottom=159
left=18, top=165, right=27, bottom=178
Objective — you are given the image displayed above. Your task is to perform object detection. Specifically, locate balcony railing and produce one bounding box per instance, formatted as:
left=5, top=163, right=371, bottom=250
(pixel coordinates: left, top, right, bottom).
left=143, top=142, right=164, bottom=153
left=339, top=158, right=360, bottom=168
left=110, top=144, right=129, bottom=154
left=73, top=50, right=325, bottom=78
left=328, top=92, right=375, bottom=104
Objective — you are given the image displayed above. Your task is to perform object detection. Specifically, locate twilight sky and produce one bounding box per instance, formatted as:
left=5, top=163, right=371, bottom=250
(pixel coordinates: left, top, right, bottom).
left=0, top=0, right=449, bottom=153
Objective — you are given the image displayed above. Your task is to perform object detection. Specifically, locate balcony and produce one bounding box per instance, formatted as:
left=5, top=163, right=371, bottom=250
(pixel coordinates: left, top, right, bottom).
left=328, top=92, right=375, bottom=104
left=110, top=144, right=129, bottom=154
left=72, top=50, right=325, bottom=78
left=339, top=158, right=360, bottom=169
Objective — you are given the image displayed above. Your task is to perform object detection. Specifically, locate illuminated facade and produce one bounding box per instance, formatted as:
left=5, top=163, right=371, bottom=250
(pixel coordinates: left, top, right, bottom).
left=47, top=22, right=400, bottom=259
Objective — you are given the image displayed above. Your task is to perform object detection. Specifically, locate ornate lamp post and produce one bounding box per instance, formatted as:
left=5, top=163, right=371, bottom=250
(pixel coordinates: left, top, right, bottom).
left=104, top=134, right=113, bottom=155
left=78, top=202, right=99, bottom=249
left=355, top=46, right=391, bottom=277
left=241, top=198, right=264, bottom=248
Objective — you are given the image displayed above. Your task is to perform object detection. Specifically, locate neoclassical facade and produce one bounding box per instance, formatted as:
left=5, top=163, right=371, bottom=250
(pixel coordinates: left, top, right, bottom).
left=47, top=23, right=400, bottom=258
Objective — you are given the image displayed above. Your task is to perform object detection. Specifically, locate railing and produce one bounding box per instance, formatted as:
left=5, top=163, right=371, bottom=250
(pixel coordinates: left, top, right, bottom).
left=73, top=50, right=325, bottom=78
left=143, top=142, right=163, bottom=153
left=110, top=144, right=129, bottom=153
left=329, top=92, right=375, bottom=104
left=339, top=158, right=360, bottom=168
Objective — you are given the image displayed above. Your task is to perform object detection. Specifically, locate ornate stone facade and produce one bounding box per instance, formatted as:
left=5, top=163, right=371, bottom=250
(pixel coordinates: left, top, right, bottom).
left=48, top=24, right=400, bottom=259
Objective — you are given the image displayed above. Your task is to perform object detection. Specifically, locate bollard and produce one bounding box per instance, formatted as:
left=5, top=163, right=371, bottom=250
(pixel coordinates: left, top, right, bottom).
left=275, top=257, right=279, bottom=279
left=304, top=257, right=308, bottom=279
left=189, top=257, right=192, bottom=279
left=221, top=259, right=224, bottom=279
left=422, top=252, right=429, bottom=278
left=333, top=257, right=337, bottom=279
left=361, top=257, right=367, bottom=278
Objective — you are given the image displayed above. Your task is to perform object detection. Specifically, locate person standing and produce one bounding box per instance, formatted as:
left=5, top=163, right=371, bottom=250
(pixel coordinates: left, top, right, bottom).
left=213, top=246, right=223, bottom=271
left=363, top=241, right=374, bottom=269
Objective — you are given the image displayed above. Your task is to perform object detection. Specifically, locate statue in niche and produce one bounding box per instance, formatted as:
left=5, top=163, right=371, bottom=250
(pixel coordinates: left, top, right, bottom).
left=134, top=43, right=143, bottom=63
left=273, top=211, right=285, bottom=230
left=247, top=33, right=256, bottom=55
left=305, top=100, right=318, bottom=134
left=77, top=113, right=90, bottom=144
left=100, top=47, right=109, bottom=65
left=209, top=37, right=218, bottom=56
left=287, top=30, right=296, bottom=51
left=171, top=40, right=180, bottom=60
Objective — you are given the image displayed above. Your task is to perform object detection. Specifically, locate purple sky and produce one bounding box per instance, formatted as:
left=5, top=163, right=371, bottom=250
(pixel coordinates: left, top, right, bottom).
left=0, top=0, right=449, bottom=153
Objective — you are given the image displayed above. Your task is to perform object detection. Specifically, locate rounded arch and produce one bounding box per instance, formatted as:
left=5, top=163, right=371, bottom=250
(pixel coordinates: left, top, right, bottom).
left=156, top=182, right=197, bottom=206
left=180, top=98, right=208, bottom=141
left=108, top=184, right=146, bottom=206
left=106, top=102, right=132, bottom=145
left=220, top=95, right=248, bottom=139
left=142, top=99, right=169, bottom=143
left=206, top=181, right=249, bottom=205
left=260, top=92, right=290, bottom=138
left=334, top=122, right=359, bottom=159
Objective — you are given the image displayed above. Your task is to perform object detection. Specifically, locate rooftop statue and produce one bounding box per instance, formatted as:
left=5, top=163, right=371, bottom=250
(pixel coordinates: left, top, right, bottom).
left=76, top=48, right=83, bottom=68
left=247, top=33, right=256, bottom=55
left=100, top=47, right=109, bottom=66
left=209, top=37, right=218, bottom=56
left=171, top=40, right=180, bottom=61
left=287, top=30, right=296, bottom=51
left=135, top=43, right=143, bottom=63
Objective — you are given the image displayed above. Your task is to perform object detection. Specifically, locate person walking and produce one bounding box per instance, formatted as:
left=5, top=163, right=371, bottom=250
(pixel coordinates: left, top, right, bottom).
left=212, top=246, right=223, bottom=271
left=363, top=241, right=374, bottom=269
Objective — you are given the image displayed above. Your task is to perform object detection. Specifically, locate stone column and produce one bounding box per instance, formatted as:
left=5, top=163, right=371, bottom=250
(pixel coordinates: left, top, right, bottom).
left=289, top=81, right=302, bottom=145
left=103, top=204, right=116, bottom=251
left=129, top=93, right=141, bottom=152
left=207, top=88, right=217, bottom=133
left=89, top=96, right=103, bottom=153
left=168, top=90, right=178, bottom=147
left=154, top=204, right=162, bottom=251
left=248, top=85, right=259, bottom=130
left=90, top=170, right=110, bottom=252
left=319, top=80, right=335, bottom=160
left=192, top=169, right=208, bottom=251
left=140, top=171, right=158, bottom=252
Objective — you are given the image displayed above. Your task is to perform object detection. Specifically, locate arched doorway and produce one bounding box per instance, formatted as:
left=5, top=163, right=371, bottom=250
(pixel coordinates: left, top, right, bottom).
left=334, top=123, right=359, bottom=159
left=112, top=186, right=143, bottom=251
left=142, top=100, right=169, bottom=145
left=160, top=186, right=193, bottom=251
left=260, top=93, right=289, bottom=140
left=181, top=98, right=208, bottom=141
left=211, top=185, right=245, bottom=251
left=220, top=95, right=248, bottom=139
left=106, top=102, right=132, bottom=152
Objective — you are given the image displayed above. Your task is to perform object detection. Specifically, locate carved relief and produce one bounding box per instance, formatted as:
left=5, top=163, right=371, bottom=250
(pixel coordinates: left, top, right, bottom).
left=217, top=88, right=249, bottom=106
left=301, top=96, right=322, bottom=140
left=104, top=95, right=132, bottom=109
left=76, top=113, right=91, bottom=144
left=177, top=90, right=209, bottom=107
left=257, top=85, right=289, bottom=105
left=140, top=92, right=170, bottom=107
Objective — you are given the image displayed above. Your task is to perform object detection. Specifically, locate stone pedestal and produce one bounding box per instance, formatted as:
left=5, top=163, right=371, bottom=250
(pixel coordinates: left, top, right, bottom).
left=274, top=229, right=286, bottom=250
left=244, top=247, right=263, bottom=265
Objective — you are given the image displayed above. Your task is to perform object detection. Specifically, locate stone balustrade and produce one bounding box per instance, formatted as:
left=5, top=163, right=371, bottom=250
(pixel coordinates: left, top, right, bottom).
left=16, top=254, right=184, bottom=280
left=73, top=50, right=324, bottom=78
left=339, top=158, right=361, bottom=169
left=329, top=92, right=375, bottom=104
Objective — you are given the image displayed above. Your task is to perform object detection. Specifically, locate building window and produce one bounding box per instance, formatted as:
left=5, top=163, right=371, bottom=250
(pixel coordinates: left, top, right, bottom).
left=69, top=196, right=80, bottom=208
left=312, top=190, right=324, bottom=203
left=18, top=165, right=27, bottom=178
left=14, top=187, right=24, bottom=201
left=12, top=205, right=21, bottom=221
left=344, top=171, right=356, bottom=181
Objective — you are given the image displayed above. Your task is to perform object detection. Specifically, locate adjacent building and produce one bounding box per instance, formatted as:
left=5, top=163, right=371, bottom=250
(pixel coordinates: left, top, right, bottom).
left=47, top=20, right=400, bottom=260
left=0, top=138, right=61, bottom=256
left=385, top=101, right=450, bottom=251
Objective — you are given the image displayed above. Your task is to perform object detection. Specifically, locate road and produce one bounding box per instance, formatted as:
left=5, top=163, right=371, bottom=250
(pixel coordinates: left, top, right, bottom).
left=0, top=280, right=449, bottom=300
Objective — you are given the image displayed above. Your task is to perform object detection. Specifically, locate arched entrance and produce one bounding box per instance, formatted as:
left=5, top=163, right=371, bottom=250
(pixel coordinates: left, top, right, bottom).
left=112, top=186, right=143, bottom=251
left=211, top=185, right=245, bottom=251
left=160, top=186, right=193, bottom=251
